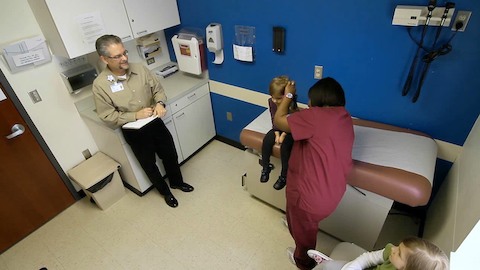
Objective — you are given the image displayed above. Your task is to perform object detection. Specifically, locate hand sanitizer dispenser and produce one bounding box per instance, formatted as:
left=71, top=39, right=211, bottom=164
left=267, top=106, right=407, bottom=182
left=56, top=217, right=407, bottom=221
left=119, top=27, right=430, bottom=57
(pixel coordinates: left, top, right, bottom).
left=206, top=23, right=224, bottom=64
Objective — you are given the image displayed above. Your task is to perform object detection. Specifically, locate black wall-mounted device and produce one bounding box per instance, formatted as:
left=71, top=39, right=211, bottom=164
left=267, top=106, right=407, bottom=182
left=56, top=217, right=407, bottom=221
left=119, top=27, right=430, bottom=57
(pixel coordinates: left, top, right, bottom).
left=273, top=26, right=285, bottom=53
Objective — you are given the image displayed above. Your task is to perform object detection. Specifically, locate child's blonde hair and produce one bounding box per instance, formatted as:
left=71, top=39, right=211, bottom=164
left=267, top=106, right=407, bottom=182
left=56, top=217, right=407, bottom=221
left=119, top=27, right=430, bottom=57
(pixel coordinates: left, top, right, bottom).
left=269, top=75, right=289, bottom=96
left=269, top=75, right=298, bottom=112
left=402, top=237, right=449, bottom=270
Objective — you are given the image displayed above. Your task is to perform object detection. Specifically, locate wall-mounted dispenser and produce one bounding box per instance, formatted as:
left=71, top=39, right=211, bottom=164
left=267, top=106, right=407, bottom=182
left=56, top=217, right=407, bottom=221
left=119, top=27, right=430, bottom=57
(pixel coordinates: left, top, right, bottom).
left=136, top=34, right=161, bottom=59
left=61, top=64, right=97, bottom=94
left=206, top=23, right=224, bottom=64
left=171, top=31, right=207, bottom=75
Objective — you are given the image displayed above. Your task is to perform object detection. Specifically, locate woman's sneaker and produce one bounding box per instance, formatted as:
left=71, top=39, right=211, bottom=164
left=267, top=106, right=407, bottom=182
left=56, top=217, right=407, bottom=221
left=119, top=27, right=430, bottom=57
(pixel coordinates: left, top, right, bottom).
left=307, top=249, right=332, bottom=264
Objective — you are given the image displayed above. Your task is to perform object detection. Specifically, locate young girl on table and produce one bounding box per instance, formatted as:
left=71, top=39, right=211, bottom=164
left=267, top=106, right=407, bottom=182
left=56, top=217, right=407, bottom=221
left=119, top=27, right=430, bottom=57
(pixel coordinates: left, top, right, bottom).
left=260, top=75, right=299, bottom=190
left=308, top=236, right=449, bottom=270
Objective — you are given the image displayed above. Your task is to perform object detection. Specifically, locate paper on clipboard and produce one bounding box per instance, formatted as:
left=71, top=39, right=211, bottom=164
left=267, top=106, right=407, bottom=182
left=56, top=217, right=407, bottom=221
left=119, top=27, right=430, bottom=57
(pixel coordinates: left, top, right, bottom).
left=122, top=116, right=157, bottom=129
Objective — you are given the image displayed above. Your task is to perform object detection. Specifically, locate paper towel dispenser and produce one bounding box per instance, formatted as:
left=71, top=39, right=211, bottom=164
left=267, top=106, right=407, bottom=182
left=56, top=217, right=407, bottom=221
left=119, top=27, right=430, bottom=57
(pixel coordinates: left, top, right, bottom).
left=61, top=64, right=97, bottom=94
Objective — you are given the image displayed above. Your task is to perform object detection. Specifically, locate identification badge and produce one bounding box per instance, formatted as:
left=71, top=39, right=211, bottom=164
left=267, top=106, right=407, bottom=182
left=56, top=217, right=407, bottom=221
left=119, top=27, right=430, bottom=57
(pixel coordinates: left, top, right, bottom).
left=110, top=82, right=124, bottom=93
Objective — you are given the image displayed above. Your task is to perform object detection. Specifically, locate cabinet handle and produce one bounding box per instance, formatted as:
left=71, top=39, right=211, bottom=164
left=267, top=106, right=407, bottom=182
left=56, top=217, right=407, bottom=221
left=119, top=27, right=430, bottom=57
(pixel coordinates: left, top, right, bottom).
left=164, top=120, right=172, bottom=125
left=121, top=35, right=132, bottom=41
left=137, top=30, right=148, bottom=36
left=175, top=112, right=186, bottom=119
left=187, top=93, right=197, bottom=99
left=241, top=172, right=247, bottom=187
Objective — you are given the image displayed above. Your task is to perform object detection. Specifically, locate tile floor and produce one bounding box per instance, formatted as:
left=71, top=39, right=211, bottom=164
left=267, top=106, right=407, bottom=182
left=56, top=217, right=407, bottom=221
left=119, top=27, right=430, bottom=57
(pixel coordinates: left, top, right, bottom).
left=0, top=140, right=419, bottom=270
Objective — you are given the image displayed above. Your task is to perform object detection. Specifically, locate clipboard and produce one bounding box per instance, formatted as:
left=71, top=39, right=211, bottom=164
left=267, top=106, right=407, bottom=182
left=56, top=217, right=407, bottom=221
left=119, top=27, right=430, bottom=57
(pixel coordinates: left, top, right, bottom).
left=122, top=116, right=157, bottom=129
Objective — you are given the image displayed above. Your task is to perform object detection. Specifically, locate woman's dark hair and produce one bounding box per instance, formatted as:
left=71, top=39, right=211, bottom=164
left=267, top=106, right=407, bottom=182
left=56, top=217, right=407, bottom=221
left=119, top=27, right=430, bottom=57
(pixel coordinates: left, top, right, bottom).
left=308, top=77, right=346, bottom=107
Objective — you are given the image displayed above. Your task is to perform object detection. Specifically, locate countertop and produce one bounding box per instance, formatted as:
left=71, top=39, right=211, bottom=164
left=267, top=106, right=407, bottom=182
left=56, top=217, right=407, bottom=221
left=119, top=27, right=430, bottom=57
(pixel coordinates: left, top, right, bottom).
left=75, top=63, right=209, bottom=126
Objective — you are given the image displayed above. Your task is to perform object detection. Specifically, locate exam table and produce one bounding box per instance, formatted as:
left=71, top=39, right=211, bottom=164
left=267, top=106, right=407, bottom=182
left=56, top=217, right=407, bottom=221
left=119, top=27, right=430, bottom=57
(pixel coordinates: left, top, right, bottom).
left=240, top=110, right=437, bottom=249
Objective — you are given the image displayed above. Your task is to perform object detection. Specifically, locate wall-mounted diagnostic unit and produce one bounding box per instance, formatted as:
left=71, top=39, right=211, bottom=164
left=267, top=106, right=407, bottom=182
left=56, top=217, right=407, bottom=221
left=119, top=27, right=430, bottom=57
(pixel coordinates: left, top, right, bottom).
left=392, top=5, right=455, bottom=26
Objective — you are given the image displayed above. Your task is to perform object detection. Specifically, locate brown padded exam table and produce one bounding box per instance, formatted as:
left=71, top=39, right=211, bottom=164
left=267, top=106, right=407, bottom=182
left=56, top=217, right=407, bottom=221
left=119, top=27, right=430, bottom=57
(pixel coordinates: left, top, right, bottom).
left=240, top=110, right=437, bottom=249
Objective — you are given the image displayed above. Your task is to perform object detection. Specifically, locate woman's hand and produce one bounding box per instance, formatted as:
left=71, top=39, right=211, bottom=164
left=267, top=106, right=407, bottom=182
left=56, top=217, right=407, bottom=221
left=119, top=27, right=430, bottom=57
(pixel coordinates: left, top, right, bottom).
left=285, top=80, right=296, bottom=95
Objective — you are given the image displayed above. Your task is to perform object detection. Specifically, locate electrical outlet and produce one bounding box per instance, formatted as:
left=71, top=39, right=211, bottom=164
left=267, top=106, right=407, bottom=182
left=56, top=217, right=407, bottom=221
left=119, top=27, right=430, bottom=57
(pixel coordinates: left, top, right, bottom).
left=226, top=112, right=233, bottom=121
left=146, top=57, right=155, bottom=65
left=82, top=149, right=92, bottom=159
left=451, top=10, right=472, bottom=32
left=314, top=65, right=323, bottom=79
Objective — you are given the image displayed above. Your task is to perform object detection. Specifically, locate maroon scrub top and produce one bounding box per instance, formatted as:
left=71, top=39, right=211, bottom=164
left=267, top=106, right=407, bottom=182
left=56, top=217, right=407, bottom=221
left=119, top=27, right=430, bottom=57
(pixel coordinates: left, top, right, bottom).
left=286, top=106, right=354, bottom=216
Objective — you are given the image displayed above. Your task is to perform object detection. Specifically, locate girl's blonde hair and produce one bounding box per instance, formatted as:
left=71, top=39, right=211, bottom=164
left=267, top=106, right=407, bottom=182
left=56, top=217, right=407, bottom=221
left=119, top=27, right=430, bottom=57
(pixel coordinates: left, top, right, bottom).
left=269, top=75, right=289, bottom=96
left=269, top=75, right=298, bottom=112
left=402, top=237, right=449, bottom=270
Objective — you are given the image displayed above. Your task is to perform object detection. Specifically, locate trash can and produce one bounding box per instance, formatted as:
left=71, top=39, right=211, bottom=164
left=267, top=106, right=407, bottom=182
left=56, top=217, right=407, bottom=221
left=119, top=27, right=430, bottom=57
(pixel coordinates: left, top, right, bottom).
left=68, top=152, right=125, bottom=210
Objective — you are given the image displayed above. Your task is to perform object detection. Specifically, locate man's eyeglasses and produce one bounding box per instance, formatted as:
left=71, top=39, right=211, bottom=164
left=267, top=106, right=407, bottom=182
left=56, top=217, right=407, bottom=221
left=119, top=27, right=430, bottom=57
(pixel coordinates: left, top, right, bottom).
left=106, top=50, right=128, bottom=60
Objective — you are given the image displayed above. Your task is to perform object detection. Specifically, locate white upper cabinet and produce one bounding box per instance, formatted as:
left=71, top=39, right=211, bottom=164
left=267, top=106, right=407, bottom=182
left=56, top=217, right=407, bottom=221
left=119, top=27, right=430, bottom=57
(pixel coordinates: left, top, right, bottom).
left=123, top=0, right=180, bottom=38
left=28, top=0, right=180, bottom=58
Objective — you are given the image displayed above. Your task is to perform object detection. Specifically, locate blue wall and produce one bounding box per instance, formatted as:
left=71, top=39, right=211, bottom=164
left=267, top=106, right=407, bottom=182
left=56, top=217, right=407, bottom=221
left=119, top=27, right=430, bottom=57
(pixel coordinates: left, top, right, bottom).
left=167, top=0, right=480, bottom=145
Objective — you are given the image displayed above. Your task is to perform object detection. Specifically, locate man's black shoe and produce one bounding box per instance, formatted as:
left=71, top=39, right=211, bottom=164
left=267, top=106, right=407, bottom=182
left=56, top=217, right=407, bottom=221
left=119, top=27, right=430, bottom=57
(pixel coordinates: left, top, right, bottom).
left=165, top=194, right=178, bottom=208
left=171, top=183, right=194, bottom=192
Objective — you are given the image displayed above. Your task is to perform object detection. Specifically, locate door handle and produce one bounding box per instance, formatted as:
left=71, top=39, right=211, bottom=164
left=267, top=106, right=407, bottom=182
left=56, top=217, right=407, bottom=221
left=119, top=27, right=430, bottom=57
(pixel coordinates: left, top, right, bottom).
left=6, top=124, right=25, bottom=139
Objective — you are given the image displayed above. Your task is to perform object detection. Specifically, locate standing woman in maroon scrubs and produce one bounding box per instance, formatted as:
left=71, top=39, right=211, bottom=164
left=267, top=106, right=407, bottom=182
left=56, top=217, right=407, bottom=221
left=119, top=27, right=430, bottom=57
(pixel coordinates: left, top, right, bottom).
left=274, top=77, right=354, bottom=270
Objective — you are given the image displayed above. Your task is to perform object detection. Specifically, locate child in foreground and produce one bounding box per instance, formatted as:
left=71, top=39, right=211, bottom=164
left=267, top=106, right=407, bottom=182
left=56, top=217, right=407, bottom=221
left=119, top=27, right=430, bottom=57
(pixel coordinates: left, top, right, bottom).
left=308, top=236, right=449, bottom=270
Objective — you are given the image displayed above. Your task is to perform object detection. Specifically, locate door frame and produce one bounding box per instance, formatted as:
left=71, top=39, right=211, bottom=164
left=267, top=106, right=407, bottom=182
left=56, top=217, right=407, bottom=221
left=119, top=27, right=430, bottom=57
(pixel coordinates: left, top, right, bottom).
left=0, top=69, right=80, bottom=200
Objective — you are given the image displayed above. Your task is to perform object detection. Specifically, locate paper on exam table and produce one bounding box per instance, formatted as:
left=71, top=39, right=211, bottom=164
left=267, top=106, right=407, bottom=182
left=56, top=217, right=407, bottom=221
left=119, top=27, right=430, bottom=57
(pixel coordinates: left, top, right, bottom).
left=122, top=116, right=157, bottom=129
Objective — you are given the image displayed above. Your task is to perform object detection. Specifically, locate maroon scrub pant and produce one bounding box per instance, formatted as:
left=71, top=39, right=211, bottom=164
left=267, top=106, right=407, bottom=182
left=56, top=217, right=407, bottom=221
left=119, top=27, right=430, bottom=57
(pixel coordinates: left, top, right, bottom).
left=286, top=204, right=328, bottom=270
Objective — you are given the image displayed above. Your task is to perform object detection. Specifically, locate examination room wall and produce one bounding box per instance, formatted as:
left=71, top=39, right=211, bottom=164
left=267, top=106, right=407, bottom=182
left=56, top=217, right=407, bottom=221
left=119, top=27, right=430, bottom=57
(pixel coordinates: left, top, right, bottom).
left=0, top=1, right=99, bottom=177
left=167, top=0, right=480, bottom=147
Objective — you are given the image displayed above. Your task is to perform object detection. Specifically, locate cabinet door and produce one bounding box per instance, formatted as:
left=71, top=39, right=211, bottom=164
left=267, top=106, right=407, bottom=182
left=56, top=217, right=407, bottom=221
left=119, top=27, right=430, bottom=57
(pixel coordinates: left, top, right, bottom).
left=122, top=0, right=180, bottom=38
left=39, top=0, right=132, bottom=58
left=173, top=93, right=215, bottom=159
left=163, top=116, right=184, bottom=163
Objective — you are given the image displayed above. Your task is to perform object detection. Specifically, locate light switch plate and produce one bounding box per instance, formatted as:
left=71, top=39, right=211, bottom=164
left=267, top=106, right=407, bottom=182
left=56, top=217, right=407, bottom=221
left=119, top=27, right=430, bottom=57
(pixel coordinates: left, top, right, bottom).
left=28, top=89, right=42, bottom=103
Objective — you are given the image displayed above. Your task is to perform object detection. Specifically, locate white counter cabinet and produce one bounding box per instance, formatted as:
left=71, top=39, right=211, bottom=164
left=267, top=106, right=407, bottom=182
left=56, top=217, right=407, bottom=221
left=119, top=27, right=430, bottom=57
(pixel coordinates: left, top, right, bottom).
left=28, top=0, right=180, bottom=58
left=171, top=83, right=216, bottom=159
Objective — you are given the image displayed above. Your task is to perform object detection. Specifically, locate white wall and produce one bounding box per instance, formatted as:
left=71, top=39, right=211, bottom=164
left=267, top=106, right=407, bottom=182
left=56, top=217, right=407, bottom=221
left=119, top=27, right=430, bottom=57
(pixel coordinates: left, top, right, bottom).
left=424, top=114, right=480, bottom=266
left=0, top=0, right=171, bottom=188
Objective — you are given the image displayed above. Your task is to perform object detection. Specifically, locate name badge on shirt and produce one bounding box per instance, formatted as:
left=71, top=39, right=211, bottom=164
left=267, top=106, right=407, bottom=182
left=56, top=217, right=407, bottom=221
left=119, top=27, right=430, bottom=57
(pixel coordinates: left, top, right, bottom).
left=110, top=82, right=124, bottom=93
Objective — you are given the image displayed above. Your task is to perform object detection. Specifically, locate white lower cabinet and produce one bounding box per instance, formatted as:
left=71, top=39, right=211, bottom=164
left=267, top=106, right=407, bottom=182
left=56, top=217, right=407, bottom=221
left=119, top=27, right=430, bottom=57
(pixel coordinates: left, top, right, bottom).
left=170, top=83, right=216, bottom=159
